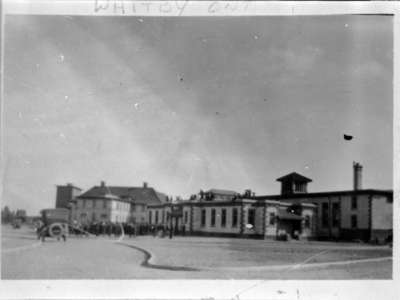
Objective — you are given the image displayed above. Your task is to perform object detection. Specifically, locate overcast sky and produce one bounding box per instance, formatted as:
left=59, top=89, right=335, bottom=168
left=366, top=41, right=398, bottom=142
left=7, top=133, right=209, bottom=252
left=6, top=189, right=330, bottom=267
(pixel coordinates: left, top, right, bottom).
left=3, top=15, right=393, bottom=215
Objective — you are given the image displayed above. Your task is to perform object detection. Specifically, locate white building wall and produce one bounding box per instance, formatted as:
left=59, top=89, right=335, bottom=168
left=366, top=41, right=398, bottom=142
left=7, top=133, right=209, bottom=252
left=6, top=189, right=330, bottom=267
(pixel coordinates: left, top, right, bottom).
left=371, top=195, right=392, bottom=230
left=75, top=198, right=112, bottom=223
left=265, top=205, right=278, bottom=237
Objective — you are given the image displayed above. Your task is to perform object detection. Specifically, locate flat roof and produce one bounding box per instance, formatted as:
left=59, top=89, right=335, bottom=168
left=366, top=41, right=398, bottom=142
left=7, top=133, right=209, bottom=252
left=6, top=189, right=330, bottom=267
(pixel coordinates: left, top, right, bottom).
left=254, top=189, right=393, bottom=200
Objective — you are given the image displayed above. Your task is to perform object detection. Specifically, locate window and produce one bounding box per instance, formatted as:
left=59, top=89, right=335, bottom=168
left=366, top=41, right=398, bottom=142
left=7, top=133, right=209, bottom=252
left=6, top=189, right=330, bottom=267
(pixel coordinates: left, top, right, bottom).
left=332, top=202, right=340, bottom=227
left=80, top=213, right=87, bottom=220
left=142, top=205, right=146, bottom=212
left=221, top=209, right=226, bottom=227
left=82, top=199, right=86, bottom=208
left=351, top=196, right=358, bottom=210
left=184, top=211, right=188, bottom=224
left=247, top=208, right=255, bottom=227
left=92, top=212, right=96, bottom=222
left=351, top=215, right=358, bottom=228
left=149, top=211, right=152, bottom=224
left=201, top=209, right=206, bottom=227
left=155, top=211, right=159, bottom=224
left=103, top=199, right=107, bottom=209
left=304, top=215, right=311, bottom=228
left=232, top=208, right=238, bottom=227
left=269, top=212, right=276, bottom=225
left=322, top=203, right=329, bottom=228
left=101, top=213, right=107, bottom=220
left=211, top=209, right=216, bottom=227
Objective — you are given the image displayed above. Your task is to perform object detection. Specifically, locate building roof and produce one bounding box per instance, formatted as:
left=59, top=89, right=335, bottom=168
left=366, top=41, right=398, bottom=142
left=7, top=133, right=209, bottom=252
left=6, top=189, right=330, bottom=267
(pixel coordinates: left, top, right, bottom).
left=276, top=172, right=312, bottom=183
left=77, top=185, right=165, bottom=205
left=57, top=183, right=82, bottom=190
left=254, top=189, right=393, bottom=200
left=205, top=189, right=238, bottom=196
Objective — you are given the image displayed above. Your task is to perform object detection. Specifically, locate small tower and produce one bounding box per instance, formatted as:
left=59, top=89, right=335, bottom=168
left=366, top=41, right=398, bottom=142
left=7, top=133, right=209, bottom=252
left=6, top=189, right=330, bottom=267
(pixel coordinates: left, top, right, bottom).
left=55, top=183, right=82, bottom=209
left=353, top=162, right=363, bottom=190
left=276, top=172, right=312, bottom=196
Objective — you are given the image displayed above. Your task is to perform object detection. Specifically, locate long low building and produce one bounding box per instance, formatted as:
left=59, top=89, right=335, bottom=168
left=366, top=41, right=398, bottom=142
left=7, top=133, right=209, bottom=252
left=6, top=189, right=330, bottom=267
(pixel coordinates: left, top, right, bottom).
left=148, top=163, right=393, bottom=243
left=149, top=197, right=317, bottom=240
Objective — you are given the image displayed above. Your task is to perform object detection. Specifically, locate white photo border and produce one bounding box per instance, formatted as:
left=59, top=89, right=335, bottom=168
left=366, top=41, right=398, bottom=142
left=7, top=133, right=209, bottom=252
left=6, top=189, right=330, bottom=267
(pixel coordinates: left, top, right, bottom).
left=0, top=1, right=399, bottom=299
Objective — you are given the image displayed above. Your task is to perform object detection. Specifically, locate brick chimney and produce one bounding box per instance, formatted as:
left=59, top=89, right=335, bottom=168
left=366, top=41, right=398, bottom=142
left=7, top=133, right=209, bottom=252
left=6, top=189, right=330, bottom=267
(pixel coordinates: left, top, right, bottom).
left=143, top=182, right=148, bottom=188
left=353, top=162, right=362, bottom=190
left=101, top=181, right=105, bottom=187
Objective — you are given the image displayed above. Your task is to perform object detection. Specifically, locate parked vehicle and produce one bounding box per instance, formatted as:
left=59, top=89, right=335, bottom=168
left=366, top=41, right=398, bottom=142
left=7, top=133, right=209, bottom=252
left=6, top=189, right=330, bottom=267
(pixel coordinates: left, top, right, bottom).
left=12, top=218, right=22, bottom=229
left=37, top=208, right=69, bottom=242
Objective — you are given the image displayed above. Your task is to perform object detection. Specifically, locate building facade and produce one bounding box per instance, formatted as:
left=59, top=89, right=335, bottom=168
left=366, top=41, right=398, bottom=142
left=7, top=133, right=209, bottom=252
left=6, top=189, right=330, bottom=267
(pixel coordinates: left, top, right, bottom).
left=148, top=163, right=393, bottom=243
left=55, top=183, right=82, bottom=222
left=148, top=189, right=318, bottom=240
left=69, top=181, right=167, bottom=224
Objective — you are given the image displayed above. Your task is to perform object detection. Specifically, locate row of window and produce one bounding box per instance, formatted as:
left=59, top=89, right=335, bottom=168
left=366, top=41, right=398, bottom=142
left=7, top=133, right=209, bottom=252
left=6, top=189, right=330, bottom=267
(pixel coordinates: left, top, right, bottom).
left=148, top=210, right=191, bottom=225
left=321, top=202, right=359, bottom=229
left=200, top=208, right=250, bottom=228
left=78, top=199, right=108, bottom=209
left=80, top=212, right=108, bottom=222
left=322, top=202, right=341, bottom=228
left=77, top=199, right=145, bottom=211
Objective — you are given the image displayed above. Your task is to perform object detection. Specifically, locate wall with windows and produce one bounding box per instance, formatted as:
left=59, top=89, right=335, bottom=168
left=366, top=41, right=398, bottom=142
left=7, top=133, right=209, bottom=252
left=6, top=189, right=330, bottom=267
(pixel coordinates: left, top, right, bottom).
left=242, top=203, right=263, bottom=235
left=192, top=205, right=242, bottom=234
left=148, top=208, right=166, bottom=225
left=264, top=205, right=278, bottom=237
left=340, top=194, right=370, bottom=230
left=130, top=204, right=148, bottom=223
left=300, top=205, right=316, bottom=238
left=74, top=198, right=112, bottom=224
left=109, top=200, right=131, bottom=223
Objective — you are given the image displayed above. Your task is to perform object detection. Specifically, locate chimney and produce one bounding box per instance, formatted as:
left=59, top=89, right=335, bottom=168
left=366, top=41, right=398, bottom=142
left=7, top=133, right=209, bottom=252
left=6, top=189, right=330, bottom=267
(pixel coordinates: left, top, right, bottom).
left=143, top=182, right=148, bottom=188
left=101, top=181, right=105, bottom=187
left=353, top=162, right=362, bottom=190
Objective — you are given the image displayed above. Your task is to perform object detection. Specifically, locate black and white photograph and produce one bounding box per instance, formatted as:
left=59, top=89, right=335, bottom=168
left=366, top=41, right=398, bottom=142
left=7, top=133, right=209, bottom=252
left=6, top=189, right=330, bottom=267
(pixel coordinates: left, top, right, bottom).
left=0, top=0, right=398, bottom=299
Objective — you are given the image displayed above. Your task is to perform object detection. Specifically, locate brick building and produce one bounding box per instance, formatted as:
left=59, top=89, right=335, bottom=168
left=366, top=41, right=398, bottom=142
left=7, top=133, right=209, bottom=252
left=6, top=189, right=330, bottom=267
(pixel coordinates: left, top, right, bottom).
left=73, top=181, right=167, bottom=224
left=148, top=163, right=392, bottom=243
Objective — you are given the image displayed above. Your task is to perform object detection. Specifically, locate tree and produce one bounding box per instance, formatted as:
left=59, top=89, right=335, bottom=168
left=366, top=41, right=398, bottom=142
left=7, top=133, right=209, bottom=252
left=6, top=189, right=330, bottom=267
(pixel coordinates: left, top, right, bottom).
left=16, top=209, right=27, bottom=222
left=1, top=206, right=12, bottom=224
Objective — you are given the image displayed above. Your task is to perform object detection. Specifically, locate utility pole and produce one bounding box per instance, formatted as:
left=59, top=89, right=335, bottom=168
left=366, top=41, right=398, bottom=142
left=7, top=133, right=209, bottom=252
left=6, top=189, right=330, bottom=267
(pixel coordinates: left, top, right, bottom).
left=169, top=209, right=173, bottom=239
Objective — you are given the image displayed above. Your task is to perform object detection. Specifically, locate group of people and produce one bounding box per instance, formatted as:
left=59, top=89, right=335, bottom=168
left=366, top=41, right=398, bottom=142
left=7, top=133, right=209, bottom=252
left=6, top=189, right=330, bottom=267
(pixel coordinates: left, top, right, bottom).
left=69, top=221, right=187, bottom=238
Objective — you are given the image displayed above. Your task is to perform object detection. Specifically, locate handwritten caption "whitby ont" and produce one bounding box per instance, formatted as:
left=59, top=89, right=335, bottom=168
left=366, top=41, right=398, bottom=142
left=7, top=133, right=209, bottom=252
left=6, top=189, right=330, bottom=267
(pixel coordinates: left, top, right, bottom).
left=94, top=0, right=251, bottom=15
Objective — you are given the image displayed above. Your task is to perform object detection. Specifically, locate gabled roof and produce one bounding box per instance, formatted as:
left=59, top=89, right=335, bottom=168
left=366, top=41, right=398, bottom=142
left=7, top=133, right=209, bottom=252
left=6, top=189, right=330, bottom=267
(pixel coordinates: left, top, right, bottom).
left=77, top=185, right=165, bottom=206
left=206, top=189, right=238, bottom=196
left=155, top=192, right=168, bottom=203
left=276, top=172, right=312, bottom=183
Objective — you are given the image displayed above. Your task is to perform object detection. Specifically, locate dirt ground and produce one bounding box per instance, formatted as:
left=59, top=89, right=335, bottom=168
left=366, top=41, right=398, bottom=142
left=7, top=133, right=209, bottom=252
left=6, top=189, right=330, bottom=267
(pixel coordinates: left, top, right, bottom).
left=1, top=225, right=392, bottom=279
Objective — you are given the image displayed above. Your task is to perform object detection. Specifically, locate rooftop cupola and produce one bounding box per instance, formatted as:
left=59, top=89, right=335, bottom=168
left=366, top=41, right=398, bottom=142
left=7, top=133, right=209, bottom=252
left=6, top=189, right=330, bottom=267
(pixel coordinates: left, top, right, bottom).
left=276, top=172, right=312, bottom=196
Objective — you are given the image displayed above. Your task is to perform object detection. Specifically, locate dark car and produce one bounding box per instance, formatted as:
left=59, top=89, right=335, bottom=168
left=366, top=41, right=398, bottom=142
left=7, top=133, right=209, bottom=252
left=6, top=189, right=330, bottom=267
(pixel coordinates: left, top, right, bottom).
left=37, top=208, right=70, bottom=242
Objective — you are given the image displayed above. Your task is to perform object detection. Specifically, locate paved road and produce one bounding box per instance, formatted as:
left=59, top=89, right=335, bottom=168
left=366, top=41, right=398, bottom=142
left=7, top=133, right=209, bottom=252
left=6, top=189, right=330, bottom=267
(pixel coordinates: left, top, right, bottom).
left=1, top=225, right=392, bottom=279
